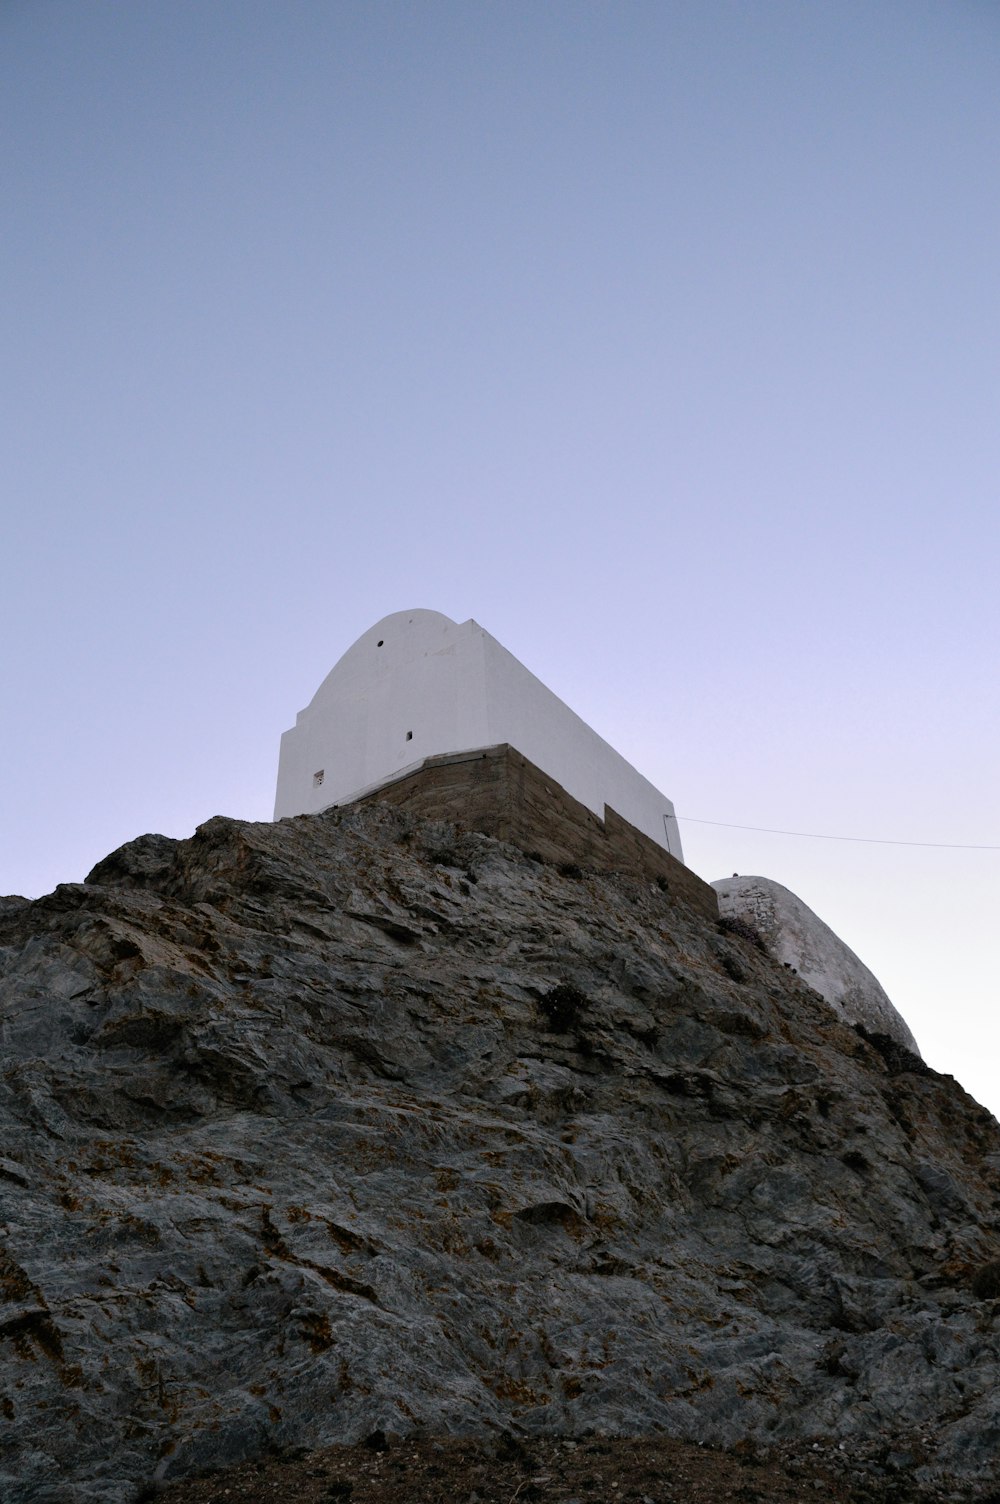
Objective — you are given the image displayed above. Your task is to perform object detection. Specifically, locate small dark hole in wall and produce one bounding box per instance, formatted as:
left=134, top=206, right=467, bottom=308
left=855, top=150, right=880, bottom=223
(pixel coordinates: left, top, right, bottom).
left=377, top=639, right=384, bottom=647
left=405, top=730, right=413, bottom=741
left=313, top=770, right=325, bottom=787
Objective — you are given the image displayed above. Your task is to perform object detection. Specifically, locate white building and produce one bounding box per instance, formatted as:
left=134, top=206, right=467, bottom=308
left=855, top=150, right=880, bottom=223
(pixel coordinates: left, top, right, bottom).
left=274, top=609, right=683, bottom=861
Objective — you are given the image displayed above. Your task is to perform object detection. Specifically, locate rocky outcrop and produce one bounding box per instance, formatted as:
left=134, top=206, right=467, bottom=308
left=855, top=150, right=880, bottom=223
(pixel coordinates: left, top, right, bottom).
left=712, top=874, right=920, bottom=1055
left=2, top=806, right=999, bottom=1503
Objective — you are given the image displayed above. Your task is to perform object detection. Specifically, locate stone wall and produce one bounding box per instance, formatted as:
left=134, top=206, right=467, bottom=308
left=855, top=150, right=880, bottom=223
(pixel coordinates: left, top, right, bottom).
left=348, top=743, right=718, bottom=920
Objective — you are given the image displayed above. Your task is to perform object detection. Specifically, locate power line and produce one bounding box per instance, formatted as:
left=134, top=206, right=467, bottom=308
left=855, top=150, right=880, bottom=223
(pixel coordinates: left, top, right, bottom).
left=675, top=815, right=1000, bottom=851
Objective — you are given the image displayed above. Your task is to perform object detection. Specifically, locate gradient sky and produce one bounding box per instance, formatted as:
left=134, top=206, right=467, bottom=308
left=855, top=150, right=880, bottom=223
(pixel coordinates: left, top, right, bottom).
left=3, top=2, right=998, bottom=1112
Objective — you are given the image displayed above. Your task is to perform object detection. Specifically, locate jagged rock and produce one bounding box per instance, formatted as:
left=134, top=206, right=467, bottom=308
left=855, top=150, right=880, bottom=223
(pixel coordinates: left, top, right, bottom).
left=1, top=806, right=999, bottom=1503
left=712, top=874, right=920, bottom=1054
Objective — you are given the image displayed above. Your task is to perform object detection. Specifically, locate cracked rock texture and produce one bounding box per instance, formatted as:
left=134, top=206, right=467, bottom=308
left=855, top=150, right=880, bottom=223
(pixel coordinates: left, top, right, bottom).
left=2, top=804, right=1000, bottom=1502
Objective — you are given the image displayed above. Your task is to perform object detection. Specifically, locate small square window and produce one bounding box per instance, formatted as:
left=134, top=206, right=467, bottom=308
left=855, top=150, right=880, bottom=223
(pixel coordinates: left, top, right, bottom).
left=313, top=770, right=325, bottom=787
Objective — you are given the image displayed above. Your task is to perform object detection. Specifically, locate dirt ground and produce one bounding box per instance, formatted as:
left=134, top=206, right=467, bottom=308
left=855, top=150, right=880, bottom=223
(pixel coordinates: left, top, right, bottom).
left=149, top=1432, right=994, bottom=1504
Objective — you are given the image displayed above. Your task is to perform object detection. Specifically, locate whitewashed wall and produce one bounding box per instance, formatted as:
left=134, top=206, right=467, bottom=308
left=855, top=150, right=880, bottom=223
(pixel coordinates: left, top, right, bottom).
left=274, top=608, right=683, bottom=860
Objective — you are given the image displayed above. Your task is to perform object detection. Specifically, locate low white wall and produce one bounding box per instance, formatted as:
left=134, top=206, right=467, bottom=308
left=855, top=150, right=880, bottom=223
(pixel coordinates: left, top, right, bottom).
left=274, top=609, right=683, bottom=860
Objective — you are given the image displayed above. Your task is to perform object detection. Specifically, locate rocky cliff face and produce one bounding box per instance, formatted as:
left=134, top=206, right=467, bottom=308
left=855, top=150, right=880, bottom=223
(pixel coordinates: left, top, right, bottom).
left=2, top=805, right=1000, bottom=1503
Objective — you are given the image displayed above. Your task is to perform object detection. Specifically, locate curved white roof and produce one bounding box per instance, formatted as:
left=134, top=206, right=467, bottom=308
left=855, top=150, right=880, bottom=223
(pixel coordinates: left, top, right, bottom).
left=275, top=609, right=682, bottom=860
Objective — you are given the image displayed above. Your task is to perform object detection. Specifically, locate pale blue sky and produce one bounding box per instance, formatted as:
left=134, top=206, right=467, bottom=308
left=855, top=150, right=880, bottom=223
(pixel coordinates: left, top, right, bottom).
left=3, top=2, right=998, bottom=1109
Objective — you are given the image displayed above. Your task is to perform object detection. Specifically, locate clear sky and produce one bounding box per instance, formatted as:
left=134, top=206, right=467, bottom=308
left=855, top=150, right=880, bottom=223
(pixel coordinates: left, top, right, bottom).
left=3, top=2, right=998, bottom=1112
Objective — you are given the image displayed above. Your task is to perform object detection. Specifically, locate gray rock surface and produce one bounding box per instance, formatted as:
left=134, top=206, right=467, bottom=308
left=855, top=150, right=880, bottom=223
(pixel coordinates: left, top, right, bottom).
left=712, top=874, right=920, bottom=1055
left=2, top=806, right=999, bottom=1502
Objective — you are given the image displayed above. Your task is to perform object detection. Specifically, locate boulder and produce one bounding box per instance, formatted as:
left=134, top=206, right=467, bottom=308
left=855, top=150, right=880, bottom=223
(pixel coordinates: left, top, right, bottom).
left=712, top=874, right=919, bottom=1056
